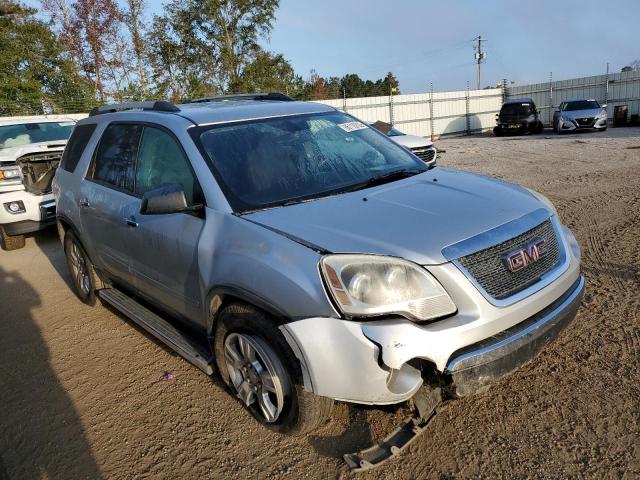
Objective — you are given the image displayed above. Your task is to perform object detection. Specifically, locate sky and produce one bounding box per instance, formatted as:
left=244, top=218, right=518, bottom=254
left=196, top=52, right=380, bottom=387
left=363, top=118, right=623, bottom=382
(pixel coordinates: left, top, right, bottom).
left=62, top=0, right=640, bottom=93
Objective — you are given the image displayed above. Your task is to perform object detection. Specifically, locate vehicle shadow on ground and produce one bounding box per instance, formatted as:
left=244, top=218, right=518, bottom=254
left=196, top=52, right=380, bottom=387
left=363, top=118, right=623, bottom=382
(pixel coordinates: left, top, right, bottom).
left=0, top=266, right=103, bottom=479
left=34, top=227, right=75, bottom=291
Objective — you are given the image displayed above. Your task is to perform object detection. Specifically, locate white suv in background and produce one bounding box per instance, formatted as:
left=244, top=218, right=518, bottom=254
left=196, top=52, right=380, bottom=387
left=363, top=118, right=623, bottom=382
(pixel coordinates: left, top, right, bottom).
left=369, top=121, right=437, bottom=166
left=0, top=117, right=75, bottom=250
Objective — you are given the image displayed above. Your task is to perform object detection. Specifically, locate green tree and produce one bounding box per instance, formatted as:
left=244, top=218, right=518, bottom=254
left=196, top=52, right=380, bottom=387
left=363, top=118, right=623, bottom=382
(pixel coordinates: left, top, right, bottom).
left=0, top=0, right=91, bottom=114
left=147, top=0, right=279, bottom=99
left=239, top=51, right=304, bottom=95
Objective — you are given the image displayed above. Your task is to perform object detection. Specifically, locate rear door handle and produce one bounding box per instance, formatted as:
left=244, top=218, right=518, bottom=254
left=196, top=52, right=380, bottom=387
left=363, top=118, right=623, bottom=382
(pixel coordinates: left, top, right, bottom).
left=79, top=199, right=91, bottom=208
left=124, top=217, right=139, bottom=228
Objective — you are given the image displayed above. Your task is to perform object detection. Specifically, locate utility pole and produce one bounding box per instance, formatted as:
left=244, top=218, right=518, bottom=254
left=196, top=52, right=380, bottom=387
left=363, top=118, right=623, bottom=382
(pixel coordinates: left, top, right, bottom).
left=474, top=35, right=486, bottom=90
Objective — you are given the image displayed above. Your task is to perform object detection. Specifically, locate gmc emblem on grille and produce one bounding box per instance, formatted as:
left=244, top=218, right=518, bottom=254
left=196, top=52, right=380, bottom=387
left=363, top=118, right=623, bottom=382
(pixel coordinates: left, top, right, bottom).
left=504, top=238, right=548, bottom=272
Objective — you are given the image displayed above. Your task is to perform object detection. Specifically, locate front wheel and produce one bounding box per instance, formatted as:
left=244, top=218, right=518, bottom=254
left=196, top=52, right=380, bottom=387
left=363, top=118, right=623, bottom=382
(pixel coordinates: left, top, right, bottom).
left=0, top=226, right=25, bottom=251
left=214, top=303, right=333, bottom=435
left=64, top=231, right=98, bottom=305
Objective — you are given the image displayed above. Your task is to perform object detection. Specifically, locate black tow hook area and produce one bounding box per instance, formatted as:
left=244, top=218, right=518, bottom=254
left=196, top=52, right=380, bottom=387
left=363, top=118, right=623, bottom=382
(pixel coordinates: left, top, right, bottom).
left=343, top=386, right=442, bottom=472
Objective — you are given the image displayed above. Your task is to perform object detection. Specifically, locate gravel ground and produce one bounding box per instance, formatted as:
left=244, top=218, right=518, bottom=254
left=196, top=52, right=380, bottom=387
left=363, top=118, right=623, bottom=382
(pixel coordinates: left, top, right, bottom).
left=1, top=128, right=639, bottom=480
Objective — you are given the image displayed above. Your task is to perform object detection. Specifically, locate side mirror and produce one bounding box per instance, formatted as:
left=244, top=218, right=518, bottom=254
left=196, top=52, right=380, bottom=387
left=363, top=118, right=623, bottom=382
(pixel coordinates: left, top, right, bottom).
left=140, top=184, right=202, bottom=215
left=602, top=104, right=607, bottom=109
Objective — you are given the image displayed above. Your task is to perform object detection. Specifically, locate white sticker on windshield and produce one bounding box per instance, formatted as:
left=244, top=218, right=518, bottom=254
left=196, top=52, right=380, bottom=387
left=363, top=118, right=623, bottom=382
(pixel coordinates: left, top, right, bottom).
left=338, top=121, right=368, bottom=133
left=58, top=122, right=75, bottom=126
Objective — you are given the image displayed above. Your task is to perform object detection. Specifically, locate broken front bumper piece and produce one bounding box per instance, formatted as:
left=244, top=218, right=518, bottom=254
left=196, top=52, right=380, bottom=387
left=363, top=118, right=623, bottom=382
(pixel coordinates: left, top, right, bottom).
left=344, top=386, right=442, bottom=472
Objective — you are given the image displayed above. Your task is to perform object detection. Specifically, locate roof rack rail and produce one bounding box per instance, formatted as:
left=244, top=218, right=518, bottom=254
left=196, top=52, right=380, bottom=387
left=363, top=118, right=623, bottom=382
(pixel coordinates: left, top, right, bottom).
left=89, top=100, right=180, bottom=117
left=184, top=92, right=295, bottom=104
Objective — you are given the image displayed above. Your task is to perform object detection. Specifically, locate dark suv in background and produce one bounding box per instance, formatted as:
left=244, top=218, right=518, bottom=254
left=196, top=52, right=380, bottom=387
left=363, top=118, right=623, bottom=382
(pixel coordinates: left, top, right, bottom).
left=494, top=98, right=544, bottom=136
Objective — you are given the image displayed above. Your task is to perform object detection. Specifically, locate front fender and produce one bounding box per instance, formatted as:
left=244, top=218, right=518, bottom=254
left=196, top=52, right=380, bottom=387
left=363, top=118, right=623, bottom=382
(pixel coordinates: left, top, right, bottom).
left=199, top=208, right=339, bottom=333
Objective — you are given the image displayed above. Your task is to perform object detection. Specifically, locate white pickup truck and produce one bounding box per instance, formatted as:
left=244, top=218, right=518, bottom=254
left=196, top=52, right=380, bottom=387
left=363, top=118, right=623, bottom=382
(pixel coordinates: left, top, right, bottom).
left=0, top=117, right=76, bottom=250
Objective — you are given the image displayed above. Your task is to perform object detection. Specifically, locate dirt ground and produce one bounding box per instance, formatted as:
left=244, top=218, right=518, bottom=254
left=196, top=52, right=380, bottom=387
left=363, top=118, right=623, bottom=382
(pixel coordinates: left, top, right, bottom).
left=1, top=128, right=639, bottom=480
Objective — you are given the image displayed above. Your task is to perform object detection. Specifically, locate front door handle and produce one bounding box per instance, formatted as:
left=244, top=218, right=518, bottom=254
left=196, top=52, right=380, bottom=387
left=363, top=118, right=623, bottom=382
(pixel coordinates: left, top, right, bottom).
left=124, top=217, right=139, bottom=228
left=79, top=199, right=91, bottom=208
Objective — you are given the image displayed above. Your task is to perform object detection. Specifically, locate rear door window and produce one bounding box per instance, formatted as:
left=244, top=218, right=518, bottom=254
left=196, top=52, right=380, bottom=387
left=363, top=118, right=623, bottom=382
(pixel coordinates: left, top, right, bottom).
left=88, top=124, right=143, bottom=192
left=60, top=124, right=97, bottom=172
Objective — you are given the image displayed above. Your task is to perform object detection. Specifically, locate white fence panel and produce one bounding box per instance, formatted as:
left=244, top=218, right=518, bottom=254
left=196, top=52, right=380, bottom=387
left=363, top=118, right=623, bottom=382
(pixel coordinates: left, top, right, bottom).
left=314, top=87, right=502, bottom=138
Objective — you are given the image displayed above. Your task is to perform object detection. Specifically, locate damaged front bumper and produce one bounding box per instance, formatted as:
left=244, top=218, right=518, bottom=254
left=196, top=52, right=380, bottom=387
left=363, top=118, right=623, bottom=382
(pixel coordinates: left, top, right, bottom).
left=281, top=255, right=582, bottom=404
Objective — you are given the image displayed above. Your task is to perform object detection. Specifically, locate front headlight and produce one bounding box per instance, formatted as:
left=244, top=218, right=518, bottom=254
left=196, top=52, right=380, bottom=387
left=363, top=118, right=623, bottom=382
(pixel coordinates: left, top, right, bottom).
left=320, top=254, right=456, bottom=322
left=596, top=110, right=607, bottom=119
left=0, top=164, right=22, bottom=183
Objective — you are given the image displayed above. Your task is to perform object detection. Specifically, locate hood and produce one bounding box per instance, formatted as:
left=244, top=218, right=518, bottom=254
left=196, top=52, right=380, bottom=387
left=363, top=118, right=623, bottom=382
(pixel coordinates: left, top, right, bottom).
left=560, top=108, right=603, bottom=120
left=244, top=168, right=549, bottom=264
left=0, top=141, right=67, bottom=164
left=391, top=134, right=434, bottom=150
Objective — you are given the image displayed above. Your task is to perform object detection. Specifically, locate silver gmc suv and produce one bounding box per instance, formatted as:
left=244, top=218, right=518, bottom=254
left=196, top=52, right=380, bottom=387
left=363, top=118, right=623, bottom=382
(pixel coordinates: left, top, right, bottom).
left=53, top=94, right=583, bottom=469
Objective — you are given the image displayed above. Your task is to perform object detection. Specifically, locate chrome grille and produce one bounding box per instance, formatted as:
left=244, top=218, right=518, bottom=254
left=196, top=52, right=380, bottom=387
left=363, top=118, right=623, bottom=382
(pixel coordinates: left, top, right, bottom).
left=411, top=147, right=436, bottom=164
left=458, top=219, right=561, bottom=299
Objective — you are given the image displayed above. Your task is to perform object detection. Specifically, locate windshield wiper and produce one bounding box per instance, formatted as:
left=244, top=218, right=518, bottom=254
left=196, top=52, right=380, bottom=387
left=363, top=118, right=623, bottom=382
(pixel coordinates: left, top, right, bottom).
left=362, top=168, right=426, bottom=187
left=347, top=168, right=425, bottom=192
left=240, top=168, right=426, bottom=214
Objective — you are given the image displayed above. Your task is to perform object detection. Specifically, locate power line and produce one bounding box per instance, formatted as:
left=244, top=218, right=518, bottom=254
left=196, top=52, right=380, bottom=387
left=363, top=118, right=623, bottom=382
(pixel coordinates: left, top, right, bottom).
left=356, top=37, right=476, bottom=74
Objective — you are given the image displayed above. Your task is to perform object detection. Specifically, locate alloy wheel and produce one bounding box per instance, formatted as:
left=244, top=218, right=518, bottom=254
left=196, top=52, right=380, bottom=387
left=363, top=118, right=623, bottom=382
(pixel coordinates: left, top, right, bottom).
left=69, top=242, right=91, bottom=295
left=223, top=333, right=289, bottom=423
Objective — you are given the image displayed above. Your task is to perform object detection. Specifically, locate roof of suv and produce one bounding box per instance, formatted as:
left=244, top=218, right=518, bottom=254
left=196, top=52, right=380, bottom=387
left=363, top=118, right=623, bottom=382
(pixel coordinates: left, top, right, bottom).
left=84, top=96, right=338, bottom=127
left=176, top=99, right=336, bottom=126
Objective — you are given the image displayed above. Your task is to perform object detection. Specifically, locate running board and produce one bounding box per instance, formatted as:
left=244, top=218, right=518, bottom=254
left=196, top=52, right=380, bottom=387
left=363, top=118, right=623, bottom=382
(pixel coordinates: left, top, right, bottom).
left=98, top=288, right=214, bottom=375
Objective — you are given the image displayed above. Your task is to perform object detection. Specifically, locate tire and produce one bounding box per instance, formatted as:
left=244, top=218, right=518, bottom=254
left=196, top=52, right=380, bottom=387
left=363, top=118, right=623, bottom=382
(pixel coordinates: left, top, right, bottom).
left=535, top=122, right=544, bottom=134
left=214, top=303, right=333, bottom=435
left=0, top=226, right=25, bottom=251
left=64, top=231, right=98, bottom=306
left=493, top=126, right=503, bottom=137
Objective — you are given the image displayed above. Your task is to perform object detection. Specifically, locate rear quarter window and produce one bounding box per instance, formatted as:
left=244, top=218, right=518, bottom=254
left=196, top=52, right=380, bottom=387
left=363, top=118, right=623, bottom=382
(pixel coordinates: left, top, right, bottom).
left=59, top=124, right=97, bottom=172
left=88, top=123, right=143, bottom=192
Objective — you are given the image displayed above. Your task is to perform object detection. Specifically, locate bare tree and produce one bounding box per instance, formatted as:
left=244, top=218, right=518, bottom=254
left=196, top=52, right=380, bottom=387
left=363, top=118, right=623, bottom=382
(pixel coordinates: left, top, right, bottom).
left=70, top=0, right=124, bottom=100
left=40, top=0, right=79, bottom=68
left=124, top=0, right=148, bottom=97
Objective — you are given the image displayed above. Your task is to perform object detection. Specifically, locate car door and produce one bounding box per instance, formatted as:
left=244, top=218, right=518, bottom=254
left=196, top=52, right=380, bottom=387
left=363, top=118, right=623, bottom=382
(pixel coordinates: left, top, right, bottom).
left=79, top=123, right=143, bottom=286
left=127, top=125, right=205, bottom=324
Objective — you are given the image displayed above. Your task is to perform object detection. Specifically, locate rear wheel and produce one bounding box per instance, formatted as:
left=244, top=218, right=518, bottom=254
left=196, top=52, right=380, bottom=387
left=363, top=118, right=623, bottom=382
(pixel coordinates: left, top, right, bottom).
left=493, top=126, right=503, bottom=137
left=214, top=303, right=333, bottom=435
left=0, top=226, right=25, bottom=251
left=64, top=231, right=98, bottom=306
